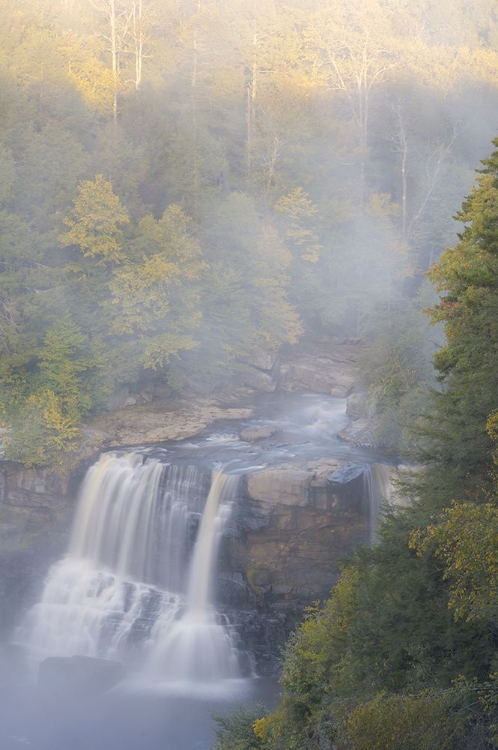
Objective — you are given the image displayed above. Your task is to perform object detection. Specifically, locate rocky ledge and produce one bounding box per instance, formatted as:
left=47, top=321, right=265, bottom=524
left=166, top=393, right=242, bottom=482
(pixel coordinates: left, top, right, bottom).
left=89, top=394, right=254, bottom=447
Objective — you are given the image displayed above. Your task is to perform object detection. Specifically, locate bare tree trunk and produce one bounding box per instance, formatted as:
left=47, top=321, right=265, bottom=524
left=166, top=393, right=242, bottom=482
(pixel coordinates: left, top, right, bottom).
left=90, top=0, right=127, bottom=123
left=406, top=131, right=457, bottom=244
left=390, top=103, right=409, bottom=241
left=128, top=0, right=152, bottom=91
left=246, top=43, right=258, bottom=180
left=109, top=0, right=119, bottom=123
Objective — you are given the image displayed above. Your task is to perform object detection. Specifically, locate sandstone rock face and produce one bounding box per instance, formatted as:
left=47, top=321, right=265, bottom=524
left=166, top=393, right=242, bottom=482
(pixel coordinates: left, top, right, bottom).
left=0, top=464, right=74, bottom=637
left=227, top=460, right=372, bottom=607
left=247, top=464, right=311, bottom=507
left=279, top=356, right=356, bottom=396
left=0, top=466, right=72, bottom=552
left=278, top=341, right=360, bottom=397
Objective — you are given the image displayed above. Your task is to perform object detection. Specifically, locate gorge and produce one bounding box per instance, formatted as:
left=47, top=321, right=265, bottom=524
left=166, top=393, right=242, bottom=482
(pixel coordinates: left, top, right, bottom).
left=0, top=384, right=395, bottom=749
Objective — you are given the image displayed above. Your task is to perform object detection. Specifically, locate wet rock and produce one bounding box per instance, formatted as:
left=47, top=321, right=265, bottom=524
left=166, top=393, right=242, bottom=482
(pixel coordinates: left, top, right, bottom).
left=307, top=458, right=342, bottom=486
left=240, top=425, right=277, bottom=441
left=328, top=462, right=366, bottom=485
left=338, top=418, right=376, bottom=448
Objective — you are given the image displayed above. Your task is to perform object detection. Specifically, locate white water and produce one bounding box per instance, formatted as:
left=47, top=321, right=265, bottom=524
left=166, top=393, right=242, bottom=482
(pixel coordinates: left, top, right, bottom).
left=364, top=463, right=392, bottom=542
left=150, top=472, right=240, bottom=682
left=15, top=453, right=241, bottom=684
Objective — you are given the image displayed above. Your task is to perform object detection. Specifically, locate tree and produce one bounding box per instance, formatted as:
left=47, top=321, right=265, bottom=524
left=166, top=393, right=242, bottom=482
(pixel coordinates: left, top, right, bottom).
left=213, top=704, right=267, bottom=750
left=107, top=204, right=205, bottom=377
left=1, top=313, right=108, bottom=466
left=60, top=174, right=130, bottom=263
left=305, top=2, right=399, bottom=203
left=417, top=142, right=498, bottom=507
left=89, top=0, right=128, bottom=122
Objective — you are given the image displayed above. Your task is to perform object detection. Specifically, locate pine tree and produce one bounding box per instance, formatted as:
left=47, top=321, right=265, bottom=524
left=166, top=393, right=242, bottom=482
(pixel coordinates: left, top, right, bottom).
left=418, top=140, right=498, bottom=507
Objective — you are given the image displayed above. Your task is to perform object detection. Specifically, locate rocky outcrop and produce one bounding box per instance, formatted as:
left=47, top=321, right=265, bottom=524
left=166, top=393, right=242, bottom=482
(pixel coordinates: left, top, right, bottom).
left=0, top=464, right=74, bottom=637
left=233, top=339, right=362, bottom=397
left=0, top=466, right=72, bottom=553
left=278, top=340, right=360, bottom=397
left=247, top=464, right=311, bottom=507
left=90, top=397, right=253, bottom=446
left=338, top=418, right=377, bottom=448
left=226, top=460, right=373, bottom=608
left=279, top=357, right=355, bottom=396
left=239, top=367, right=276, bottom=393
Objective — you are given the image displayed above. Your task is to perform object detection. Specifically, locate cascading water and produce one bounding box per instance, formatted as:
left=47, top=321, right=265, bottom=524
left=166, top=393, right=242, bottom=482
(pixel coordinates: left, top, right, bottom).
left=363, top=463, right=392, bottom=542
left=15, top=452, right=241, bottom=684
left=150, top=472, right=240, bottom=681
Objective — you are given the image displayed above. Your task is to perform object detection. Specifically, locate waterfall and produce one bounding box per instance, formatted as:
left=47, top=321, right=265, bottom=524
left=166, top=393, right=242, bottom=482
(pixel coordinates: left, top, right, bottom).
left=364, top=463, right=392, bottom=542
left=15, top=453, right=241, bottom=683
left=150, top=473, right=241, bottom=681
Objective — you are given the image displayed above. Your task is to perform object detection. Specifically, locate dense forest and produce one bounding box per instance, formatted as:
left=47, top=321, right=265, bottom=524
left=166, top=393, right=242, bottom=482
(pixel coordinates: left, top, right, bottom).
left=3, top=1, right=498, bottom=747
left=2, top=0, right=498, bottom=464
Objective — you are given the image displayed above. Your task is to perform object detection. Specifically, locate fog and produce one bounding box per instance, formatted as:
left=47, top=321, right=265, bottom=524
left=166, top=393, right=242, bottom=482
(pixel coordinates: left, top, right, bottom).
left=2, top=0, right=498, bottom=746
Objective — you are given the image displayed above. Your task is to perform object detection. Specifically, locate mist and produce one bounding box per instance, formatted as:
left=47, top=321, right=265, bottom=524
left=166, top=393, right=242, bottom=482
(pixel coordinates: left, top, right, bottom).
left=2, top=0, right=498, bottom=747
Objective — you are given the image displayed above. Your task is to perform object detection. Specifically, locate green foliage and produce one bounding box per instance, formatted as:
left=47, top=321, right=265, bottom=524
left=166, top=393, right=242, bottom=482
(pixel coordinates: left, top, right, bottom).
left=258, top=508, right=498, bottom=749
left=0, top=0, right=497, bottom=472
left=213, top=704, right=268, bottom=750
left=359, top=291, right=439, bottom=454
left=60, top=174, right=130, bottom=263
left=413, top=142, right=498, bottom=508
left=341, top=684, right=488, bottom=750
left=1, top=313, right=108, bottom=466
left=413, top=502, right=498, bottom=625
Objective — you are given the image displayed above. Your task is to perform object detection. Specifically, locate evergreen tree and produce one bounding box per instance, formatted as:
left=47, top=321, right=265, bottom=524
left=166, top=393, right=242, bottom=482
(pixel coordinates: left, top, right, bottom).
left=418, top=141, right=498, bottom=507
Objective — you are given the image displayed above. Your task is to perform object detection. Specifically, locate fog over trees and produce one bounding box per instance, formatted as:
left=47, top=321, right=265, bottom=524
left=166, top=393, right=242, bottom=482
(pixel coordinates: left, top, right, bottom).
left=2, top=0, right=498, bottom=462
left=4, top=2, right=498, bottom=748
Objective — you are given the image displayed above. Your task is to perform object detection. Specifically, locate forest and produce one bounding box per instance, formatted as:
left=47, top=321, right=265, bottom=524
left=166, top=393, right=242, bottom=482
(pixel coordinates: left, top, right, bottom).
left=3, top=0, right=498, bottom=747
left=2, top=0, right=498, bottom=464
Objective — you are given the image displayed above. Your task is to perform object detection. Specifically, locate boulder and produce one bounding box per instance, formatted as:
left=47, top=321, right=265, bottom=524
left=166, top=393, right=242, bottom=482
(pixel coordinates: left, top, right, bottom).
left=307, top=458, right=342, bottom=486
left=328, top=462, right=366, bottom=484
left=279, top=356, right=355, bottom=397
left=337, top=418, right=376, bottom=448
left=240, top=425, right=277, bottom=441
left=239, top=367, right=276, bottom=393
left=239, top=348, right=279, bottom=372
